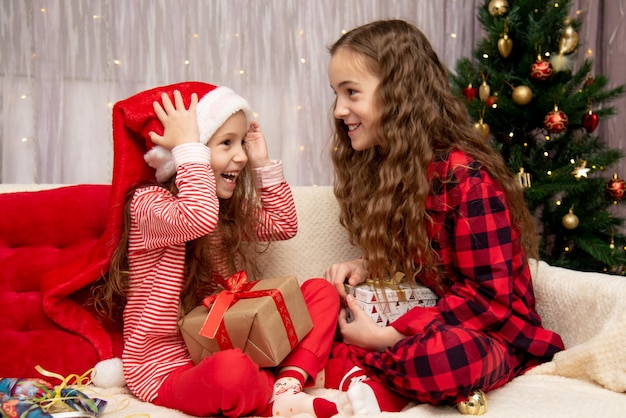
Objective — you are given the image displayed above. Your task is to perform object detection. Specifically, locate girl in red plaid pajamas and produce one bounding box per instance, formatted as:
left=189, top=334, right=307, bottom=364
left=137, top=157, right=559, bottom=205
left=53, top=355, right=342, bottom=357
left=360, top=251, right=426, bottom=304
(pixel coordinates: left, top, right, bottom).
left=323, top=20, right=565, bottom=414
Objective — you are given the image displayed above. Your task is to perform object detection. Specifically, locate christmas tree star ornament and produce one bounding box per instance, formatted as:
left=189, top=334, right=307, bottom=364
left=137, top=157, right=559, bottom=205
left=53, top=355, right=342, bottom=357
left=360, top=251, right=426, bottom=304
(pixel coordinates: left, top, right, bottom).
left=572, top=160, right=590, bottom=179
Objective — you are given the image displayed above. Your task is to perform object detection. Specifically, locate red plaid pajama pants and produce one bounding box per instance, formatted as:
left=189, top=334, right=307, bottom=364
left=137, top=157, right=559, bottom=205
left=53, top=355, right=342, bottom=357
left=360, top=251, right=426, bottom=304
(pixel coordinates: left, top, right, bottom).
left=329, top=313, right=519, bottom=405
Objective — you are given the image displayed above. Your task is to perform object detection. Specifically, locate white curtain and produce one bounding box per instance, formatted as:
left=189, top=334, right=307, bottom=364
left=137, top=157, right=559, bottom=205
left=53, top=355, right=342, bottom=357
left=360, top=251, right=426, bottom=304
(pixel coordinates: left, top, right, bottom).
left=1, top=0, right=624, bottom=187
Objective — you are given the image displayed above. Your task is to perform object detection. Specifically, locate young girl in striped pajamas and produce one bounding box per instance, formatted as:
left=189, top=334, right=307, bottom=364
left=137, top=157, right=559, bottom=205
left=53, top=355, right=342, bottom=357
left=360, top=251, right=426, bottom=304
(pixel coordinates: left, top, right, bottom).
left=322, top=20, right=565, bottom=414
left=94, top=82, right=339, bottom=417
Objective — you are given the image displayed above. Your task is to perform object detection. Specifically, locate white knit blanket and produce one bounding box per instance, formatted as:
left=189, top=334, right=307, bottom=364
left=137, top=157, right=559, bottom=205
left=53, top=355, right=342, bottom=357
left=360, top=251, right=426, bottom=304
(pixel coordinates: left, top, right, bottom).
left=526, top=260, right=626, bottom=392
left=83, top=373, right=626, bottom=418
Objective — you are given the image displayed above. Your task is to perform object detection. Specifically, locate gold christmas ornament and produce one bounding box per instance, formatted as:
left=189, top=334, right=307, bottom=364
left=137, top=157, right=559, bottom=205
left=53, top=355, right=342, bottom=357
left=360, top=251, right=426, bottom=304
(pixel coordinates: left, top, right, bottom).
left=479, top=81, right=491, bottom=102
left=552, top=18, right=578, bottom=72
left=457, top=389, right=488, bottom=415
left=488, top=0, right=509, bottom=16
left=517, top=167, right=532, bottom=188
left=497, top=33, right=513, bottom=58
left=562, top=208, right=579, bottom=230
left=559, top=19, right=579, bottom=55
left=512, top=85, right=533, bottom=105
left=473, top=118, right=490, bottom=139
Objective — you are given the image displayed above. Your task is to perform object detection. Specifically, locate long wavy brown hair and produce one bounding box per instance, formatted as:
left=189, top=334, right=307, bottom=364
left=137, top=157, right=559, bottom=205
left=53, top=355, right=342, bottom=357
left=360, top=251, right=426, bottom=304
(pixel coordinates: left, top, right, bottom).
left=329, top=19, right=538, bottom=286
left=93, top=166, right=263, bottom=321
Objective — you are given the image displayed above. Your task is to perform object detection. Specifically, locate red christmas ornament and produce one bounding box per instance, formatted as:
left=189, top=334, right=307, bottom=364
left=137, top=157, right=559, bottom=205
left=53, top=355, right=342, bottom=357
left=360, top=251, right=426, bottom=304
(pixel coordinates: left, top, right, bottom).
left=530, top=57, right=553, bottom=81
left=486, top=95, right=498, bottom=107
left=462, top=84, right=478, bottom=101
left=582, top=109, right=599, bottom=133
left=584, top=75, right=595, bottom=86
left=606, top=173, right=625, bottom=201
left=543, top=105, right=569, bottom=133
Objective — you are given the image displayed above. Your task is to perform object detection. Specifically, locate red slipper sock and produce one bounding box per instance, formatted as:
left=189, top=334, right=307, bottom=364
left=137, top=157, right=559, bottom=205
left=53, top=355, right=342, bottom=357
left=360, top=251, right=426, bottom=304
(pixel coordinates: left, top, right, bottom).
left=347, top=378, right=409, bottom=414
left=260, top=370, right=338, bottom=418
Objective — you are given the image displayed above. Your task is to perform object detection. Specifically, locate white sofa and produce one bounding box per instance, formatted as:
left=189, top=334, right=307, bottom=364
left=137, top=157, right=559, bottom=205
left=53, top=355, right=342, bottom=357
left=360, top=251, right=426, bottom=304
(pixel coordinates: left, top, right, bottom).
left=2, top=184, right=626, bottom=417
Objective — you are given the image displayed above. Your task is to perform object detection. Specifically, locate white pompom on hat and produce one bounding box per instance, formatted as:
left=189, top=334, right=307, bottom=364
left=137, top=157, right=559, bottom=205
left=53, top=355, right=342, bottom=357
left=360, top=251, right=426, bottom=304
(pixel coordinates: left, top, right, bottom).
left=142, top=82, right=252, bottom=182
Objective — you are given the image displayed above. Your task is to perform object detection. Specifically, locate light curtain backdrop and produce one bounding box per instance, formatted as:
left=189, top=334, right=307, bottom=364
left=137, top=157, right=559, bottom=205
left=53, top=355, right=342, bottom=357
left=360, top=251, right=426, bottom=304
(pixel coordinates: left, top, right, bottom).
left=1, top=0, right=624, bottom=187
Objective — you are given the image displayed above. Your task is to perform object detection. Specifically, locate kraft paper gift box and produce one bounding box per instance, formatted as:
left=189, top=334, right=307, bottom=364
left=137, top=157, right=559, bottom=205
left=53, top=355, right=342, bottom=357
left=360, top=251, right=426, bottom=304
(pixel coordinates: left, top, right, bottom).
left=179, top=273, right=313, bottom=368
left=346, top=275, right=438, bottom=326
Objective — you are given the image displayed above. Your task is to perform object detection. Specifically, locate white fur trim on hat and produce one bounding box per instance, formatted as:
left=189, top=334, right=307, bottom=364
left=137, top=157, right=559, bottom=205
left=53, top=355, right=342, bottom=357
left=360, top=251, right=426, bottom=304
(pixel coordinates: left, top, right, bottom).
left=196, top=86, right=251, bottom=144
left=91, top=357, right=126, bottom=388
left=144, top=86, right=252, bottom=182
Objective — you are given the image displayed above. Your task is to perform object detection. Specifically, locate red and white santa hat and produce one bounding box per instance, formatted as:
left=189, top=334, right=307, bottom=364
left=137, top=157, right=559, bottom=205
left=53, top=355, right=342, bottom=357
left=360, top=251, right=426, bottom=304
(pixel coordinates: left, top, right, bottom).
left=142, top=82, right=252, bottom=181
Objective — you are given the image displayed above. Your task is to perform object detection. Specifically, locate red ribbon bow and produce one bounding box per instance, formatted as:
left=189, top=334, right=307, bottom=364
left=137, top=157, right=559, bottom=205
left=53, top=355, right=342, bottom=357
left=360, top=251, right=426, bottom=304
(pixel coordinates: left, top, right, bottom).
left=199, top=271, right=299, bottom=352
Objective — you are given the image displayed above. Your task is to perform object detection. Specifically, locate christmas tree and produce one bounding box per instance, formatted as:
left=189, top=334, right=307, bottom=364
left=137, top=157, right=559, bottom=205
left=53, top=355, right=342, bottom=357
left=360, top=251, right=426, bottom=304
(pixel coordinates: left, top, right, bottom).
left=451, top=0, right=626, bottom=273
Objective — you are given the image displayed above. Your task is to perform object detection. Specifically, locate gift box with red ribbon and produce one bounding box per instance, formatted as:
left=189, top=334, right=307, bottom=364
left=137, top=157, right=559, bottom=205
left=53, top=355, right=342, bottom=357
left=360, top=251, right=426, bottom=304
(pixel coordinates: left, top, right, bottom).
left=179, top=272, right=313, bottom=368
left=345, top=273, right=438, bottom=326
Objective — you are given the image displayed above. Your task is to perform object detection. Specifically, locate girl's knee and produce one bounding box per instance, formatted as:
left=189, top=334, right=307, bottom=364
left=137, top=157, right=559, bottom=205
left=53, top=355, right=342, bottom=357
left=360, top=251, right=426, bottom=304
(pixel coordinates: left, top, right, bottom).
left=200, top=349, right=264, bottom=386
left=301, top=278, right=340, bottom=309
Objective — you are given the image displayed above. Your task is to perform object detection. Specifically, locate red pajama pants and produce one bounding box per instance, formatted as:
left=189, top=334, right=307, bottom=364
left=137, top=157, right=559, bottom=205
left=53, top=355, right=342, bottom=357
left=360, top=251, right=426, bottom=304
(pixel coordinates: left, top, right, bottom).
left=154, top=278, right=340, bottom=417
left=328, top=313, right=519, bottom=405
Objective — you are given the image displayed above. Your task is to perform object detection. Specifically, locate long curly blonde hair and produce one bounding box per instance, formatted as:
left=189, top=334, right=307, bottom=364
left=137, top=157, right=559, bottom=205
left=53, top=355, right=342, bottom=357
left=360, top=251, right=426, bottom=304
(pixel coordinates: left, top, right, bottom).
left=93, top=167, right=262, bottom=321
left=329, top=19, right=537, bottom=285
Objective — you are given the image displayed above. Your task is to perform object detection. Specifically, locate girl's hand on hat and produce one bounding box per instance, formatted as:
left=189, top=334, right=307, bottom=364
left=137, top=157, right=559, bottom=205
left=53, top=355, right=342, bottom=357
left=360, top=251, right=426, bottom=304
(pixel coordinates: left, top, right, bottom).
left=244, top=121, right=271, bottom=168
left=149, top=90, right=200, bottom=150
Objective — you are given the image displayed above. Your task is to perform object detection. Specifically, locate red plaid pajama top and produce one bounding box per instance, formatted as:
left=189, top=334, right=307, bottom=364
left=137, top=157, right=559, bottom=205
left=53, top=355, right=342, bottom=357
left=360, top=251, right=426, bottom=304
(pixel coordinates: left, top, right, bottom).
left=346, top=149, right=565, bottom=404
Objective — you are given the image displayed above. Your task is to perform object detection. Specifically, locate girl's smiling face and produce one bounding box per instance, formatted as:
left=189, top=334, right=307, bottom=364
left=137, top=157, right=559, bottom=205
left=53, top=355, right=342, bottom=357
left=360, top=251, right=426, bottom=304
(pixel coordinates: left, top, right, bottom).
left=207, top=110, right=249, bottom=199
left=328, top=48, right=382, bottom=151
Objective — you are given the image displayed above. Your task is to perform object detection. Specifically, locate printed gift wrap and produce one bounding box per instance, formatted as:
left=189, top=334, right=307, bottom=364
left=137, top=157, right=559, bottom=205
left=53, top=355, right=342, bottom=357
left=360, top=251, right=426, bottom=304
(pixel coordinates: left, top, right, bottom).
left=346, top=273, right=438, bottom=326
left=179, top=272, right=313, bottom=368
